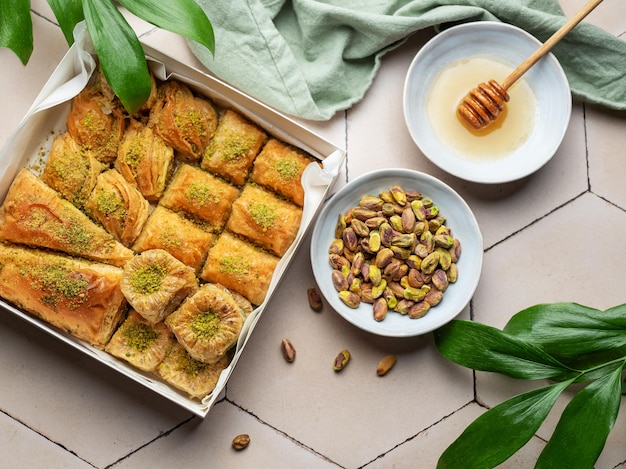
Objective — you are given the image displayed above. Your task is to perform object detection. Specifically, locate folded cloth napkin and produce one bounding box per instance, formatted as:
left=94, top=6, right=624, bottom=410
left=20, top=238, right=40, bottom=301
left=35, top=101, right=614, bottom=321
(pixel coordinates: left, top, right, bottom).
left=189, top=0, right=626, bottom=121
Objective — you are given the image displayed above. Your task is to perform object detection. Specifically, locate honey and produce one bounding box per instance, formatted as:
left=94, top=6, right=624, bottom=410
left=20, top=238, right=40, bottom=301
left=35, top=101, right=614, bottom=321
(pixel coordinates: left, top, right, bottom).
left=426, top=56, right=536, bottom=160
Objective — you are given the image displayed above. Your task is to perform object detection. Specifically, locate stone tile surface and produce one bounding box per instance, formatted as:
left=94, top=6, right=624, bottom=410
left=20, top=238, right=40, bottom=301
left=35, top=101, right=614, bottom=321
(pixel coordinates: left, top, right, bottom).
left=1, top=2, right=626, bottom=468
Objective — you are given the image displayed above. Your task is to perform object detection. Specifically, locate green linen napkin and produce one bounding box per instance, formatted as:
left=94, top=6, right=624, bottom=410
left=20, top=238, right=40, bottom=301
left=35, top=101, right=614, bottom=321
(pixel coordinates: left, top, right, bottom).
left=189, top=0, right=626, bottom=121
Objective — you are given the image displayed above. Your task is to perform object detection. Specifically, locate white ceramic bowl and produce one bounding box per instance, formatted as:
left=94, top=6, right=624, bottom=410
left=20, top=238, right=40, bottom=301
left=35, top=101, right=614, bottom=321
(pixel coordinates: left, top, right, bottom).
left=403, top=22, right=571, bottom=184
left=310, top=169, right=483, bottom=337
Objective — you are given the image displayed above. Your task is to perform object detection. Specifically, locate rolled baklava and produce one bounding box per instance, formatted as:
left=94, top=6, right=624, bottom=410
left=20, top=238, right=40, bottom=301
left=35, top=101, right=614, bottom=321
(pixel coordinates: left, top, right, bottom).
left=0, top=242, right=126, bottom=348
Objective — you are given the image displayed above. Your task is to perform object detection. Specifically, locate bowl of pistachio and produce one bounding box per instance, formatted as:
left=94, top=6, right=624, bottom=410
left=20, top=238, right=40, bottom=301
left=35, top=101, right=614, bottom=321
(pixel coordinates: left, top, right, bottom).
left=311, top=168, right=483, bottom=337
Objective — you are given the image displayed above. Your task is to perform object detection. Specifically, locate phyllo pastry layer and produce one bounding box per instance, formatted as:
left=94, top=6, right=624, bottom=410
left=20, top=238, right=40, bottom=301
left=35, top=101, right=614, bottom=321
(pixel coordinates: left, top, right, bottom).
left=226, top=184, right=302, bottom=256
left=84, top=169, right=151, bottom=248
left=249, top=138, right=316, bottom=207
left=121, top=249, right=198, bottom=325
left=41, top=132, right=106, bottom=209
left=0, top=169, right=134, bottom=267
left=115, top=119, right=175, bottom=202
left=159, top=164, right=239, bottom=232
left=106, top=310, right=175, bottom=372
left=165, top=283, right=244, bottom=364
left=157, top=341, right=230, bottom=400
left=201, top=110, right=267, bottom=185
left=149, top=80, right=218, bottom=162
left=200, top=231, right=279, bottom=305
left=132, top=206, right=214, bottom=272
left=0, top=242, right=126, bottom=348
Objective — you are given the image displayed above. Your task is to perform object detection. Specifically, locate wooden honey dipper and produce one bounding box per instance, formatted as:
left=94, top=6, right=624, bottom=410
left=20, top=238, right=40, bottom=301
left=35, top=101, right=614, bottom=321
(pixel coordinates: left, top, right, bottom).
left=457, top=0, right=604, bottom=130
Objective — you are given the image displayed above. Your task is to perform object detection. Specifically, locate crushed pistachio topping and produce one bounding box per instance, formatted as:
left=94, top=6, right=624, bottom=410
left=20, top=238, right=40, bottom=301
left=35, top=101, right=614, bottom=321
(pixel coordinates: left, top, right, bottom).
left=220, top=135, right=252, bottom=162
left=122, top=321, right=158, bottom=351
left=185, top=182, right=219, bottom=206
left=21, top=262, right=89, bottom=309
left=160, top=227, right=182, bottom=248
left=249, top=202, right=277, bottom=230
left=220, top=256, right=250, bottom=276
left=130, top=262, right=168, bottom=294
left=95, top=189, right=126, bottom=217
left=191, top=312, right=220, bottom=339
left=272, top=157, right=299, bottom=181
left=23, top=207, right=95, bottom=253
left=124, top=139, right=143, bottom=169
left=177, top=349, right=207, bottom=378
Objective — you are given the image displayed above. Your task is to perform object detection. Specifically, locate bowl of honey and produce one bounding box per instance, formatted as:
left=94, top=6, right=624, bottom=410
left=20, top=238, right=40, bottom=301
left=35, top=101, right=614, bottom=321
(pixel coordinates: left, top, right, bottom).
left=403, top=21, right=571, bottom=184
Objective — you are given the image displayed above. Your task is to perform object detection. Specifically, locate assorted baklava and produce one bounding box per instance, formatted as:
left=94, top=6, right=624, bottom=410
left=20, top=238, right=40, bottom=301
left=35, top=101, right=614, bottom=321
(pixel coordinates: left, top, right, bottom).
left=0, top=68, right=319, bottom=400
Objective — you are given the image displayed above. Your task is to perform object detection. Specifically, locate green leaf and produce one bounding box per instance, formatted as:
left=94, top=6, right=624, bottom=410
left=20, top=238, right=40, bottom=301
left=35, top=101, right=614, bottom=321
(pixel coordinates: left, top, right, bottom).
left=536, top=364, right=624, bottom=468
left=434, top=320, right=577, bottom=381
left=504, top=302, right=626, bottom=366
left=437, top=380, right=573, bottom=469
left=0, top=0, right=33, bottom=64
left=118, top=0, right=214, bottom=53
left=46, top=0, right=84, bottom=46
left=82, top=0, right=151, bottom=114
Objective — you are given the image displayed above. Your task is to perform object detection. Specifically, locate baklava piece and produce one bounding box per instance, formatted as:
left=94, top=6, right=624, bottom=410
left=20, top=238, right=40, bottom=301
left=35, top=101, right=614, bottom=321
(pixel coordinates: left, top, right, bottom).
left=226, top=184, right=302, bottom=256
left=41, top=132, right=106, bottom=209
left=0, top=243, right=126, bottom=348
left=200, top=231, right=279, bottom=305
left=132, top=206, right=214, bottom=272
left=201, top=110, right=267, bottom=185
left=106, top=310, right=175, bottom=372
left=121, top=249, right=197, bottom=325
left=0, top=169, right=134, bottom=267
left=165, top=283, right=244, bottom=364
left=84, top=169, right=151, bottom=248
left=115, top=119, right=175, bottom=202
left=212, top=283, right=254, bottom=317
left=66, top=75, right=126, bottom=164
left=149, top=80, right=218, bottom=162
left=159, top=164, right=239, bottom=232
left=249, top=138, right=316, bottom=207
left=157, top=341, right=230, bottom=400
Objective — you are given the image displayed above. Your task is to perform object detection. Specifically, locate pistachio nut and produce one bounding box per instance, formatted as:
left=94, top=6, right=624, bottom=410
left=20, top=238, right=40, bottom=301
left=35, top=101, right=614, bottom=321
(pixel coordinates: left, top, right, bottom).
left=333, top=349, right=351, bottom=371
left=381, top=202, right=396, bottom=217
left=328, top=238, right=344, bottom=255
left=359, top=195, right=384, bottom=211
left=404, top=285, right=426, bottom=302
left=436, top=247, right=452, bottom=271
left=421, top=251, right=440, bottom=275
left=449, top=238, right=462, bottom=263
left=406, top=190, right=423, bottom=202
left=390, top=185, right=407, bottom=205
left=332, top=269, right=349, bottom=291
left=368, top=264, right=382, bottom=286
left=307, top=287, right=323, bottom=312
left=447, top=263, right=459, bottom=283
left=395, top=299, right=415, bottom=315
left=375, top=247, right=394, bottom=269
left=349, top=277, right=362, bottom=296
left=329, top=253, right=350, bottom=271
left=368, top=230, right=382, bottom=252
left=411, top=200, right=427, bottom=221
left=401, top=207, right=416, bottom=233
left=338, top=290, right=361, bottom=308
left=373, top=297, right=388, bottom=322
left=352, top=206, right=378, bottom=221
left=389, top=214, right=403, bottom=232
left=379, top=190, right=394, bottom=204
left=408, top=301, right=430, bottom=319
left=281, top=338, right=296, bottom=363
left=371, top=279, right=387, bottom=299
left=424, top=288, right=443, bottom=306
left=232, top=434, right=251, bottom=451
left=335, top=213, right=347, bottom=238
left=365, top=216, right=387, bottom=229
left=351, top=218, right=370, bottom=238
left=342, top=226, right=358, bottom=251
left=431, top=269, right=449, bottom=292
left=376, top=354, right=397, bottom=376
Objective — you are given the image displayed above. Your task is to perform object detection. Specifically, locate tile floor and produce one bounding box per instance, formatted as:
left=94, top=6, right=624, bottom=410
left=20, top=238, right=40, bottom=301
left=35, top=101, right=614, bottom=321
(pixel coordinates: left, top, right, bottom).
left=1, top=1, right=626, bottom=468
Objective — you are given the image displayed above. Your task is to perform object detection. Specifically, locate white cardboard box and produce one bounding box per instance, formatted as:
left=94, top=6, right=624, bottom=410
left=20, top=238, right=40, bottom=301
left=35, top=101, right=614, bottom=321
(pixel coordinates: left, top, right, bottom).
left=0, top=27, right=344, bottom=417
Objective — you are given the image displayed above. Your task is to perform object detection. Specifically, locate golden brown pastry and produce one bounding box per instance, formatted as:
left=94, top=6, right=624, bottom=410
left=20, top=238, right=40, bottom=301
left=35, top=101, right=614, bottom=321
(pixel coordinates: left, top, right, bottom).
left=201, top=110, right=267, bottom=185
left=165, top=283, right=244, bottom=364
left=212, top=283, right=254, bottom=317
left=41, top=132, right=106, bottom=209
left=84, top=169, right=151, bottom=248
left=226, top=184, right=302, bottom=256
left=0, top=242, right=126, bottom=348
left=157, top=341, right=230, bottom=400
left=0, top=169, right=134, bottom=267
left=105, top=310, right=175, bottom=371
left=200, top=231, right=279, bottom=305
left=249, top=138, right=316, bottom=207
left=133, top=206, right=215, bottom=272
left=115, top=119, right=175, bottom=202
left=159, top=164, right=239, bottom=232
left=121, top=249, right=198, bottom=325
left=149, top=80, right=218, bottom=162
left=66, top=77, right=126, bottom=164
